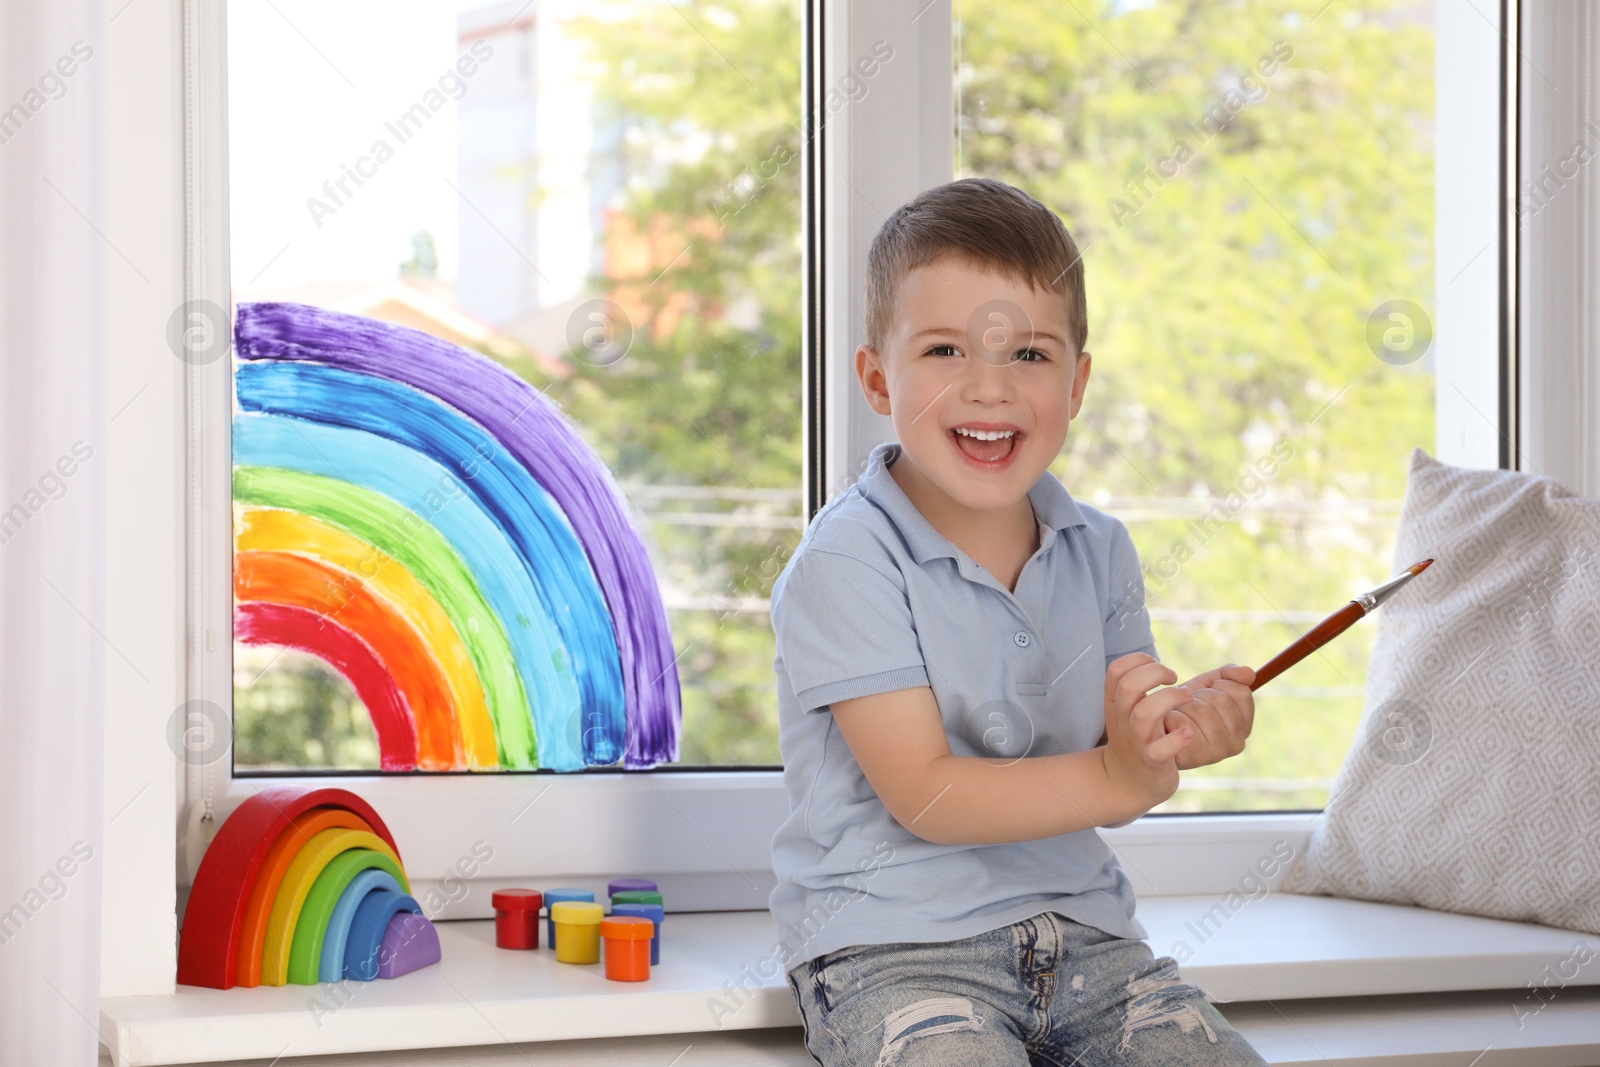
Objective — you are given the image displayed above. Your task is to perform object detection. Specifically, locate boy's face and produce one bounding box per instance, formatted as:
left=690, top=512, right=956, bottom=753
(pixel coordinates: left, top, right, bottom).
left=855, top=254, right=1090, bottom=515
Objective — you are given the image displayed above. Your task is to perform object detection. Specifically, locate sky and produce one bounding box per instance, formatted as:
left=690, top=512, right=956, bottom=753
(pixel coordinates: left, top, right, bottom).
left=227, top=0, right=500, bottom=292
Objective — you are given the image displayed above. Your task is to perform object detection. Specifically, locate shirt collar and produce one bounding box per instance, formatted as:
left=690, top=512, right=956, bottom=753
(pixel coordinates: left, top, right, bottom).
left=855, top=441, right=1087, bottom=565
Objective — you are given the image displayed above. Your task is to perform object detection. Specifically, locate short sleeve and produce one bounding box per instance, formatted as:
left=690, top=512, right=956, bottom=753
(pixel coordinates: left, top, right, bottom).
left=1103, top=518, right=1159, bottom=670
left=772, top=548, right=929, bottom=713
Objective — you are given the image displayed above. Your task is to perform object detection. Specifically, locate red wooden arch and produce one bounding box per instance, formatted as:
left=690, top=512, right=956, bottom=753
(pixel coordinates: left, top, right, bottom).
left=177, top=786, right=402, bottom=989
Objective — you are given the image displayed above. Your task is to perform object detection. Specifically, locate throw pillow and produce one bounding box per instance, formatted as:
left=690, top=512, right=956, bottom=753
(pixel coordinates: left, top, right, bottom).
left=1278, top=447, right=1600, bottom=935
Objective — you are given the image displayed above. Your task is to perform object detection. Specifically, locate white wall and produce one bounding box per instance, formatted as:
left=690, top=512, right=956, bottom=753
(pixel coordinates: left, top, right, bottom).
left=101, top=0, right=183, bottom=997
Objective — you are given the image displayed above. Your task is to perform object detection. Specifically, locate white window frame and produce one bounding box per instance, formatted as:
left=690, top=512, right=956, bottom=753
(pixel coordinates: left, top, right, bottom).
left=102, top=0, right=1517, bottom=998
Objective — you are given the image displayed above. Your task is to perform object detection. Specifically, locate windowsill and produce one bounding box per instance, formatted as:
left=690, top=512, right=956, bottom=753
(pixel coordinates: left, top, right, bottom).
left=100, top=894, right=1600, bottom=1067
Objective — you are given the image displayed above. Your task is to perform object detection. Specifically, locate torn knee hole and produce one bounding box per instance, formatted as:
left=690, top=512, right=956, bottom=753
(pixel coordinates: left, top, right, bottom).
left=1117, top=969, right=1219, bottom=1052
left=875, top=997, right=983, bottom=1066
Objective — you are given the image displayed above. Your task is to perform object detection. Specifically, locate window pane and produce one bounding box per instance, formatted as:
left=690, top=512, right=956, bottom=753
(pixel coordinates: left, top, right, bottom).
left=228, top=0, right=801, bottom=772
left=956, top=1, right=1437, bottom=811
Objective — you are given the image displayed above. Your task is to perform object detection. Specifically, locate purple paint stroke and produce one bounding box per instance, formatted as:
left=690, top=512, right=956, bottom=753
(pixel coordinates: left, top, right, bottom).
left=235, top=301, right=681, bottom=768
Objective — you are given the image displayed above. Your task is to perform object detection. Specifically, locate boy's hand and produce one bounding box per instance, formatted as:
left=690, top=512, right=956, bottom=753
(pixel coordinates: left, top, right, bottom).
left=1101, top=653, right=1194, bottom=811
left=1162, top=663, right=1256, bottom=770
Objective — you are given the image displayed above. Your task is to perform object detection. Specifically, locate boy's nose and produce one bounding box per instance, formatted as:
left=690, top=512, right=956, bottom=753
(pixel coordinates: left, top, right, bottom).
left=959, top=353, right=1020, bottom=401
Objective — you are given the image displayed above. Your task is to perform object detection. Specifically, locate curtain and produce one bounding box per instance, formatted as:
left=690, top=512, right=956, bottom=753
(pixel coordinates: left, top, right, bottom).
left=0, top=0, right=107, bottom=1063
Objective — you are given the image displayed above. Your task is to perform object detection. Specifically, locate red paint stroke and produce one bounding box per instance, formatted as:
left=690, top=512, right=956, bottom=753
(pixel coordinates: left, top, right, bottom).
left=234, top=601, right=419, bottom=772
left=235, top=550, right=464, bottom=771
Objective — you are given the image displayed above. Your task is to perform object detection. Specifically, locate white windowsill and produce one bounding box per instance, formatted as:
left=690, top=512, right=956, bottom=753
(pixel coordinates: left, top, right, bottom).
left=100, top=893, right=1600, bottom=1067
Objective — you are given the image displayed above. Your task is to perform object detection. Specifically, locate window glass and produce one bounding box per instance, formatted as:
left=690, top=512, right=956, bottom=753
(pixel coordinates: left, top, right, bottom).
left=956, top=0, right=1436, bottom=811
left=227, top=0, right=801, bottom=772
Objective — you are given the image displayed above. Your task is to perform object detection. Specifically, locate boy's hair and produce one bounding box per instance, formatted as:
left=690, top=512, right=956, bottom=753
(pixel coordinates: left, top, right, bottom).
left=864, top=177, right=1087, bottom=356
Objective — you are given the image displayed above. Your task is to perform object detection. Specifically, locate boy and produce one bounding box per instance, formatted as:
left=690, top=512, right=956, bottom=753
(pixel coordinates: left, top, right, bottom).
left=768, top=178, right=1266, bottom=1066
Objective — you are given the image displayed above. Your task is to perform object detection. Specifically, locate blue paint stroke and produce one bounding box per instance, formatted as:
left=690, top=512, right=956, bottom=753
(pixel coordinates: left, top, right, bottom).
left=235, top=361, right=625, bottom=768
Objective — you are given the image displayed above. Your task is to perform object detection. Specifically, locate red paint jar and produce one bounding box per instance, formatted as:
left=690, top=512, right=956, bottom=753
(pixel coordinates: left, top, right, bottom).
left=492, top=889, right=542, bottom=950
left=599, top=915, right=653, bottom=981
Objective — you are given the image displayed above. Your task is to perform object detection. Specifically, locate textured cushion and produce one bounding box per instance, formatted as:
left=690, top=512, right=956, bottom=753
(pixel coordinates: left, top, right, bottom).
left=1278, top=447, right=1600, bottom=934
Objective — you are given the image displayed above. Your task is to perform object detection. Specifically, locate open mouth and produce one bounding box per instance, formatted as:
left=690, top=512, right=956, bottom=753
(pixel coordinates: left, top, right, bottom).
left=950, top=426, right=1021, bottom=468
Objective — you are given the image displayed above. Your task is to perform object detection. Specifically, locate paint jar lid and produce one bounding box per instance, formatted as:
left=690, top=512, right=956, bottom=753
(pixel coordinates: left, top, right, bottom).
left=607, top=877, right=658, bottom=897
left=550, top=901, right=603, bottom=925
left=543, top=888, right=595, bottom=906
left=612, top=890, right=663, bottom=907
left=611, top=903, right=664, bottom=924
left=492, top=888, right=542, bottom=911
left=600, top=915, right=654, bottom=940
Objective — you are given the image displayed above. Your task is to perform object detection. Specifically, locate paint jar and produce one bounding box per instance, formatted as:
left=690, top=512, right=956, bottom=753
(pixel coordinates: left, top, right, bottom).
left=610, top=902, right=663, bottom=965
left=550, top=901, right=604, bottom=964
left=611, top=889, right=663, bottom=908
left=542, top=889, right=594, bottom=950
left=606, top=877, right=657, bottom=899
left=600, top=915, right=654, bottom=981
left=491, top=889, right=542, bottom=950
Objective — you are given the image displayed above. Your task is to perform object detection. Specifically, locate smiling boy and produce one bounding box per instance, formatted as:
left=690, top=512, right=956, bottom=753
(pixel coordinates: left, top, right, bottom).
left=769, top=178, right=1266, bottom=1065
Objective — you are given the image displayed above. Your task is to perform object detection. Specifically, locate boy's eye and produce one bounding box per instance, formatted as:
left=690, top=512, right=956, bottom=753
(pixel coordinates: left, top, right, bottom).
left=927, top=343, right=961, bottom=357
left=1013, top=348, right=1048, bottom=363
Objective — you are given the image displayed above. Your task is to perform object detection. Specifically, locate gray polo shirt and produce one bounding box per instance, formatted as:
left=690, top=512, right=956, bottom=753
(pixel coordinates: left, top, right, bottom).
left=768, top=440, right=1159, bottom=968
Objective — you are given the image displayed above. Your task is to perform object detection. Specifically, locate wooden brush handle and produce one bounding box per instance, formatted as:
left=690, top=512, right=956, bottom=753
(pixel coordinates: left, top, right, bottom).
left=1249, top=600, right=1365, bottom=690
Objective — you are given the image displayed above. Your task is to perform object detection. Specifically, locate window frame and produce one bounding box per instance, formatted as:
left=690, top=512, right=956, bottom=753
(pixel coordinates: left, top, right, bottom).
left=168, top=0, right=1512, bottom=924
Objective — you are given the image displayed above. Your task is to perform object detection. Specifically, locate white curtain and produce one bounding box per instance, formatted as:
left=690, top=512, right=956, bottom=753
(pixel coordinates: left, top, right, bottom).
left=0, top=0, right=107, bottom=1063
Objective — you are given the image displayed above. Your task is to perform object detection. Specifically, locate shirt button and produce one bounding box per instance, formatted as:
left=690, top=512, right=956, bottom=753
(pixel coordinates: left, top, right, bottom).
left=1014, top=631, right=1031, bottom=647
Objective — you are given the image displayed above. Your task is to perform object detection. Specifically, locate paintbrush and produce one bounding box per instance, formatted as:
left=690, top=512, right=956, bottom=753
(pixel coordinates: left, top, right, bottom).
left=1092, top=558, right=1435, bottom=749
left=1248, top=558, right=1435, bottom=690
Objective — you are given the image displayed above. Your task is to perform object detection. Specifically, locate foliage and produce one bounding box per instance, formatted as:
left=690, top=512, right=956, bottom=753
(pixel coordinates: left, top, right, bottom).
left=234, top=647, right=380, bottom=771
left=955, top=0, right=1434, bottom=809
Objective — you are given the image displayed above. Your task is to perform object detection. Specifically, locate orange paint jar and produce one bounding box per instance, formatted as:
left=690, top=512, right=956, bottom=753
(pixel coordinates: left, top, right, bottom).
left=599, top=915, right=654, bottom=981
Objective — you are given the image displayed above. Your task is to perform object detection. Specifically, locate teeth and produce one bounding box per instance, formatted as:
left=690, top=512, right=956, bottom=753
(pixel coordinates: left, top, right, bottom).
left=954, top=427, right=1016, bottom=441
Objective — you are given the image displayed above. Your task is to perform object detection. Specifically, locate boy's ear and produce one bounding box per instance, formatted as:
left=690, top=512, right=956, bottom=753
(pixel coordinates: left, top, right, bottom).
left=856, top=344, right=893, bottom=416
left=1069, top=350, right=1092, bottom=420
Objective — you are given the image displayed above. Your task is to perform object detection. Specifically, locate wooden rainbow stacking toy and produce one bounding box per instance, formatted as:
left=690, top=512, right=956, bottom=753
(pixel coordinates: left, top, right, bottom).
left=177, top=785, right=440, bottom=989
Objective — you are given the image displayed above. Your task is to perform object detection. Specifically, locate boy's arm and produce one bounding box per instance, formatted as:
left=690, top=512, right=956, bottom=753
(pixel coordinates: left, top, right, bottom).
left=830, top=685, right=1154, bottom=845
left=1100, top=518, right=1160, bottom=827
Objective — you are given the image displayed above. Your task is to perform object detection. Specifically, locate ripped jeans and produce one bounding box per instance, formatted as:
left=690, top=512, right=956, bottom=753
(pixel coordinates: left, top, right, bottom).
left=786, top=911, right=1267, bottom=1067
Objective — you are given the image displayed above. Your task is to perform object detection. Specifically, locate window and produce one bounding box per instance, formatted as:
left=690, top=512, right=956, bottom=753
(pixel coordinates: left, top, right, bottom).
left=178, top=0, right=1506, bottom=910
left=952, top=0, right=1477, bottom=813
left=224, top=0, right=802, bottom=775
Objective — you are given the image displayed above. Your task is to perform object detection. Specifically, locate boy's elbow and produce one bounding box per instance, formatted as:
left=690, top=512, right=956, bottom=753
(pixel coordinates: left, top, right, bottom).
left=883, top=791, right=987, bottom=845
left=877, top=755, right=975, bottom=845
left=887, top=809, right=958, bottom=845
left=878, top=792, right=946, bottom=843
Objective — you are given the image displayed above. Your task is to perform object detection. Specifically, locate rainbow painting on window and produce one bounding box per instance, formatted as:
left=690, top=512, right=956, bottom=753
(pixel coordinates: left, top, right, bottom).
left=231, top=301, right=681, bottom=772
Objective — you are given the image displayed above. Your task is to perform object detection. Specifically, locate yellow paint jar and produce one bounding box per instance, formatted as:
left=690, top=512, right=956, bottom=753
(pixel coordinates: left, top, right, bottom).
left=550, top=901, right=603, bottom=964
